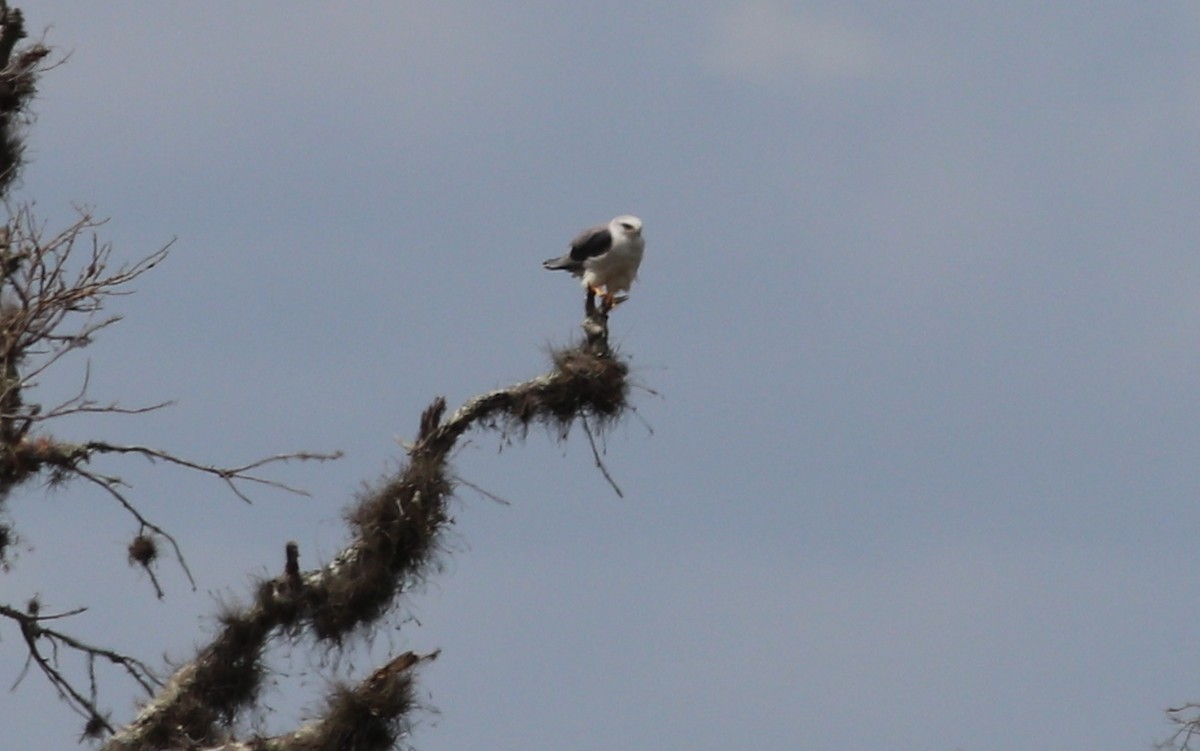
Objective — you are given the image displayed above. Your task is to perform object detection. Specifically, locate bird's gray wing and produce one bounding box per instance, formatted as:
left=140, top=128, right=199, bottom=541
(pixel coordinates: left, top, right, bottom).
left=543, top=224, right=612, bottom=271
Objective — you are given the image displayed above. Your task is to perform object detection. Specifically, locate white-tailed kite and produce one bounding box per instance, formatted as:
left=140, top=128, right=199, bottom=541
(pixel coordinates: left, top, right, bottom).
left=543, top=215, right=645, bottom=311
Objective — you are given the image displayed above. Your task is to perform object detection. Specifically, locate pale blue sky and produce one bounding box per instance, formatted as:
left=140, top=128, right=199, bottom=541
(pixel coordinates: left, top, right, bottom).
left=5, top=3, right=1200, bottom=749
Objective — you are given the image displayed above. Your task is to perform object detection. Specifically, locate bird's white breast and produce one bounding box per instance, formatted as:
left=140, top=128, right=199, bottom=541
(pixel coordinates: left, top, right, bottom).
left=582, top=234, right=645, bottom=294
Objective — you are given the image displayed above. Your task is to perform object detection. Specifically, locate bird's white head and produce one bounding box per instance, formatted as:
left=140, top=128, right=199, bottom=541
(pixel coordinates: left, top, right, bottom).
left=612, top=214, right=643, bottom=238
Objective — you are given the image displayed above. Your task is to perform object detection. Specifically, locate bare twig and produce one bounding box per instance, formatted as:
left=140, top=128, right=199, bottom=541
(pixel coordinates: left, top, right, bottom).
left=452, top=473, right=512, bottom=506
left=0, top=601, right=162, bottom=736
left=1162, top=704, right=1200, bottom=751
left=68, top=463, right=198, bottom=591
left=82, top=442, right=343, bottom=504
left=580, top=414, right=623, bottom=498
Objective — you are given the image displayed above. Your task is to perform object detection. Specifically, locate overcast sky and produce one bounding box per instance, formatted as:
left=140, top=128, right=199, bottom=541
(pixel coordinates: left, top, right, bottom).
left=4, top=3, right=1200, bottom=749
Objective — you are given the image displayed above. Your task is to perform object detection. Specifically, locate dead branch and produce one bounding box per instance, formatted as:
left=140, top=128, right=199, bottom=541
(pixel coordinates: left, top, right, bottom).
left=69, top=461, right=199, bottom=592
left=0, top=206, right=172, bottom=487
left=211, top=650, right=439, bottom=751
left=0, top=204, right=341, bottom=547
left=82, top=442, right=344, bottom=504
left=141, top=650, right=440, bottom=751
left=581, top=414, right=623, bottom=498
left=0, top=204, right=344, bottom=736
left=100, top=314, right=631, bottom=751
left=0, top=600, right=162, bottom=738
left=1162, top=704, right=1200, bottom=751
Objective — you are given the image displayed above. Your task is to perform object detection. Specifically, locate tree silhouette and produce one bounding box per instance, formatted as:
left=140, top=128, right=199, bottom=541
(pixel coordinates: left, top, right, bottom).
left=0, top=8, right=634, bottom=749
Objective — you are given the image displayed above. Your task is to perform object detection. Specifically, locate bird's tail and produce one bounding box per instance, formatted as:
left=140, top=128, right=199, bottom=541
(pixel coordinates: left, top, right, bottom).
left=543, top=257, right=574, bottom=271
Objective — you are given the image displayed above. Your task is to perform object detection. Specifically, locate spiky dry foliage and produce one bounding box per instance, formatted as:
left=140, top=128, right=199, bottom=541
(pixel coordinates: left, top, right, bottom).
left=0, top=2, right=48, bottom=196
left=169, top=651, right=440, bottom=751
left=102, top=313, right=630, bottom=751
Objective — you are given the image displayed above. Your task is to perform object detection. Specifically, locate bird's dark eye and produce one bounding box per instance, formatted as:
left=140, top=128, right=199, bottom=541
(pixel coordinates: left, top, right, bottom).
left=620, top=223, right=634, bottom=230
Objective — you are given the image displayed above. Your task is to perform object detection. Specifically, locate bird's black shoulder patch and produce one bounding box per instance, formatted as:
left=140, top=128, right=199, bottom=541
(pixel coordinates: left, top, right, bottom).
left=569, top=226, right=613, bottom=262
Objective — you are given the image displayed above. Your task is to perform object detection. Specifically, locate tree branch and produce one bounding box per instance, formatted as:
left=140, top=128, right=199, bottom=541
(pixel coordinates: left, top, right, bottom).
left=0, top=601, right=162, bottom=739
left=81, top=442, right=343, bottom=504
left=101, top=314, right=631, bottom=751
left=196, top=650, right=440, bottom=751
left=1162, top=704, right=1200, bottom=751
left=0, top=204, right=345, bottom=730
left=0, top=3, right=48, bottom=195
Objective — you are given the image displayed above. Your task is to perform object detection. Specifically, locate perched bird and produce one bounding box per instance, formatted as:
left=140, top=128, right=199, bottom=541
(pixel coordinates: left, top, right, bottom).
left=543, top=215, right=645, bottom=311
